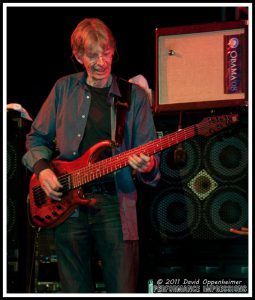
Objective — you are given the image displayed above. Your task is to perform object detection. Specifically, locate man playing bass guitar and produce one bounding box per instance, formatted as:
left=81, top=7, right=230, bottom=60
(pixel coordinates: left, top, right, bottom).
left=22, top=18, right=160, bottom=293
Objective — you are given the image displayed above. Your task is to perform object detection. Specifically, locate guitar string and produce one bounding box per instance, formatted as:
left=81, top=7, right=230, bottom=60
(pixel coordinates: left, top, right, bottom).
left=68, top=124, right=195, bottom=185
left=32, top=115, right=231, bottom=198
left=30, top=117, right=230, bottom=198
left=69, top=124, right=194, bottom=187
left=30, top=117, right=234, bottom=226
left=31, top=125, right=196, bottom=199
left=31, top=125, right=197, bottom=199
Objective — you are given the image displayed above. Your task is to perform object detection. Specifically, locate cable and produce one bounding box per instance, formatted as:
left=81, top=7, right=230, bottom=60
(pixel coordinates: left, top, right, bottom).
left=174, top=111, right=187, bottom=167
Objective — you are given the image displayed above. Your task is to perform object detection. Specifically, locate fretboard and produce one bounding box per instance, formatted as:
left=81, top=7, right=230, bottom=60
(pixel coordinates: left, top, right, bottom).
left=68, top=124, right=196, bottom=190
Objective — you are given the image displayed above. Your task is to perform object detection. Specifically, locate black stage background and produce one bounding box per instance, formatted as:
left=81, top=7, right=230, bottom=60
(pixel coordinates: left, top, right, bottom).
left=5, top=4, right=249, bottom=294
left=7, top=5, right=243, bottom=117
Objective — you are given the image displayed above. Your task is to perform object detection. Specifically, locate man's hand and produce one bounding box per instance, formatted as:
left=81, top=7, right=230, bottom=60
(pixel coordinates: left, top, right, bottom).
left=128, top=153, right=155, bottom=173
left=38, top=168, right=97, bottom=206
left=38, top=168, right=63, bottom=201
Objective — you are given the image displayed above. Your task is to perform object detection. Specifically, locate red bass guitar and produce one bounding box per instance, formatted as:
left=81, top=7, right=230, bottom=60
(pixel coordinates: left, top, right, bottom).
left=28, top=114, right=239, bottom=229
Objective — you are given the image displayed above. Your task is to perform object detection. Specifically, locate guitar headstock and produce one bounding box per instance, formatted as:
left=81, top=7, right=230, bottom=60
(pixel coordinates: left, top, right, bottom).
left=197, top=114, right=239, bottom=137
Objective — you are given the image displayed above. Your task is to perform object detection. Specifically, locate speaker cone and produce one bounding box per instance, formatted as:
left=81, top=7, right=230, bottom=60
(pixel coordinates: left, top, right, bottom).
left=150, top=187, right=201, bottom=240
left=204, top=186, right=248, bottom=239
left=160, top=137, right=202, bottom=183
left=204, top=129, right=248, bottom=182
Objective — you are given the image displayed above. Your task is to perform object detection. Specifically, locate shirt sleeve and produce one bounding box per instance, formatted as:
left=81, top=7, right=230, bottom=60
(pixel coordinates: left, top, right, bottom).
left=131, top=85, right=161, bottom=186
left=22, top=82, right=58, bottom=172
left=33, top=158, right=51, bottom=177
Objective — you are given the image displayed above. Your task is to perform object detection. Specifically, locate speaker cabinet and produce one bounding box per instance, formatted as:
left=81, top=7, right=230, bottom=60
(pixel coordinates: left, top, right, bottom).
left=154, top=20, right=248, bottom=113
left=7, top=111, right=32, bottom=292
left=137, top=109, right=248, bottom=287
left=152, top=119, right=248, bottom=241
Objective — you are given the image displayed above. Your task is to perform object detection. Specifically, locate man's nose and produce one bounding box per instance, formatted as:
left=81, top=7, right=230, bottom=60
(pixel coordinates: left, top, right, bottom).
left=96, top=55, right=105, bottom=65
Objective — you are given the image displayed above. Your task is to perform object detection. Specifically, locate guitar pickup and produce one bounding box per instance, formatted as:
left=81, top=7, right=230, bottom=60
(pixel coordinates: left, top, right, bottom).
left=33, top=187, right=47, bottom=207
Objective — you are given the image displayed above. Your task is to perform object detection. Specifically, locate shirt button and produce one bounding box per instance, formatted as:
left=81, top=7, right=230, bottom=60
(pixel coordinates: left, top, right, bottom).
left=86, top=95, right=90, bottom=99
left=77, top=133, right=81, bottom=138
left=73, top=151, right=77, bottom=156
left=82, top=115, right=85, bottom=118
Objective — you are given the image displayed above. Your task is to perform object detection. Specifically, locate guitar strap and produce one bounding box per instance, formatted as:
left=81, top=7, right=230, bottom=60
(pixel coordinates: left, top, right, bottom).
left=114, top=77, right=132, bottom=146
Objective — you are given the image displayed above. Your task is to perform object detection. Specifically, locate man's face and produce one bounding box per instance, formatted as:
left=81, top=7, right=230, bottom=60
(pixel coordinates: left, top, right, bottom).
left=78, top=43, right=114, bottom=84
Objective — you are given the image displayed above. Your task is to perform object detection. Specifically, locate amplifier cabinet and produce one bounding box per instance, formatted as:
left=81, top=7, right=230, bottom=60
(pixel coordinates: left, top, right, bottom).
left=154, top=20, right=248, bottom=113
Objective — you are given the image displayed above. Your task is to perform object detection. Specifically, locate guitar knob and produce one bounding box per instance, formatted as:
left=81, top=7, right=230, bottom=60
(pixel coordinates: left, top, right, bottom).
left=56, top=204, right=63, bottom=210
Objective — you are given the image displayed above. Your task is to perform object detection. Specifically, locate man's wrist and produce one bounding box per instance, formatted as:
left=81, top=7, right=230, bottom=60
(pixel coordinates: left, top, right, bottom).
left=33, top=158, right=51, bottom=178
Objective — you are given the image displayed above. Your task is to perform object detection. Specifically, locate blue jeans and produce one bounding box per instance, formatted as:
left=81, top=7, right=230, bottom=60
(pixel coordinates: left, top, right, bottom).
left=54, top=193, right=139, bottom=293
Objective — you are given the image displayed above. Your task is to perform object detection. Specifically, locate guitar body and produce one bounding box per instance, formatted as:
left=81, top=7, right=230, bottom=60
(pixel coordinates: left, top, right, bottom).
left=29, top=140, right=115, bottom=229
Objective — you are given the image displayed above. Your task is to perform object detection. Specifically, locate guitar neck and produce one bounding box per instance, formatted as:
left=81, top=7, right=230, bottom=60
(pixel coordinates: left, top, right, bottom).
left=68, top=124, right=196, bottom=189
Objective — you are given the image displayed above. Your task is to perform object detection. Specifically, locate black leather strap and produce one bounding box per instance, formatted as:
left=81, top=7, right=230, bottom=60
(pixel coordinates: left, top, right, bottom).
left=114, top=77, right=132, bottom=146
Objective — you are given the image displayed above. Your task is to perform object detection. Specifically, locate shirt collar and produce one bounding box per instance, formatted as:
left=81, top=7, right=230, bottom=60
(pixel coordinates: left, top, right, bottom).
left=76, top=71, right=121, bottom=98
